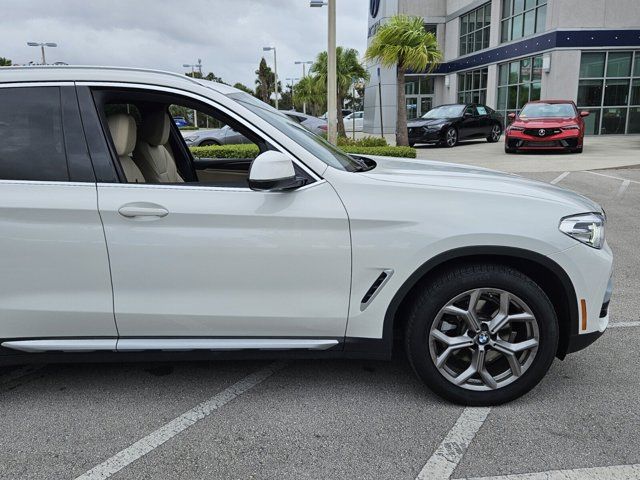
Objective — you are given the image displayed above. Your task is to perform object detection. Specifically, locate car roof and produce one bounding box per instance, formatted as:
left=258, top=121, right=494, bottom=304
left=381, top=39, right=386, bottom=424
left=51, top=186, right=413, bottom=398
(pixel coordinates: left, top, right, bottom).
left=0, top=65, right=241, bottom=95
left=527, top=99, right=575, bottom=104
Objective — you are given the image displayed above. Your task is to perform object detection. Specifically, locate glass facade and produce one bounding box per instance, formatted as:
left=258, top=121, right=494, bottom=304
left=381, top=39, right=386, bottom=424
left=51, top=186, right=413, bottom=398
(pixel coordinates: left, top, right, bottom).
left=578, top=51, right=640, bottom=134
left=458, top=68, right=489, bottom=104
left=501, top=0, right=547, bottom=43
left=405, top=75, right=435, bottom=119
left=460, top=3, right=491, bottom=56
left=496, top=55, right=542, bottom=119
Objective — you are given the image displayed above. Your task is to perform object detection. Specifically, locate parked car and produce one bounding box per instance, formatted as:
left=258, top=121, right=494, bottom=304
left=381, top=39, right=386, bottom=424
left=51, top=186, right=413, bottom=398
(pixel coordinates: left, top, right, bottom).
left=505, top=100, right=588, bottom=154
left=182, top=125, right=251, bottom=146
left=320, top=109, right=352, bottom=120
left=172, top=116, right=189, bottom=127
left=281, top=110, right=327, bottom=136
left=344, top=111, right=364, bottom=132
left=407, top=104, right=504, bottom=147
left=0, top=66, right=613, bottom=406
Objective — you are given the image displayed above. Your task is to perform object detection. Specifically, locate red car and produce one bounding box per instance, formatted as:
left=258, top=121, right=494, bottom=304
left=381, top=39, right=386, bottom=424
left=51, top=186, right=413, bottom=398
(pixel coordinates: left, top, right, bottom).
left=505, top=100, right=589, bottom=154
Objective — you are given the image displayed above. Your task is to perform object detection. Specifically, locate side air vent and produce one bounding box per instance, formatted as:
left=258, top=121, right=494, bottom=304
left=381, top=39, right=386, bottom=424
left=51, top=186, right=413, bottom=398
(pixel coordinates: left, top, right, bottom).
left=360, top=269, right=394, bottom=311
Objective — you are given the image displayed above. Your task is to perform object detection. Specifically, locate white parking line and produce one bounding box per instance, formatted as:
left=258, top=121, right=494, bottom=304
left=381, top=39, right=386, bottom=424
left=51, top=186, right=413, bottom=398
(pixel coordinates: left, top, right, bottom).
left=74, top=361, right=286, bottom=480
left=609, top=321, right=640, bottom=328
left=550, top=172, right=570, bottom=184
left=585, top=170, right=640, bottom=185
left=416, top=407, right=492, bottom=480
left=615, top=179, right=631, bottom=199
left=457, top=462, right=640, bottom=479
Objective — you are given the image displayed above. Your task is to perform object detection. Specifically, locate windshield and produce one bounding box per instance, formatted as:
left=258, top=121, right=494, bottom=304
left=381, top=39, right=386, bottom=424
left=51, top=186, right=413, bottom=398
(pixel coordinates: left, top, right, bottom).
left=227, top=92, right=363, bottom=172
left=519, top=103, right=576, bottom=118
left=422, top=105, right=465, bottom=119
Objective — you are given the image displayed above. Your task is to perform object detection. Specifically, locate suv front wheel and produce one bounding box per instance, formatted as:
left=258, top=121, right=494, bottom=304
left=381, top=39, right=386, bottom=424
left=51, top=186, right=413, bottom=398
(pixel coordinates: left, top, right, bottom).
left=405, top=264, right=558, bottom=405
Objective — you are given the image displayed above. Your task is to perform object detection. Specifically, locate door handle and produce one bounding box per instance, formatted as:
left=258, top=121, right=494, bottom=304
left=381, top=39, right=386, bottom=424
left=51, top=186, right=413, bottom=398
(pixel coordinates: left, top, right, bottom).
left=118, top=203, right=169, bottom=218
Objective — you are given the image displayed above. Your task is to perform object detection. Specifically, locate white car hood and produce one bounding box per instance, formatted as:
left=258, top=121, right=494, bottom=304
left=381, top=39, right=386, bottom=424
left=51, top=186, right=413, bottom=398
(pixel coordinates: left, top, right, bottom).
left=361, top=156, right=601, bottom=212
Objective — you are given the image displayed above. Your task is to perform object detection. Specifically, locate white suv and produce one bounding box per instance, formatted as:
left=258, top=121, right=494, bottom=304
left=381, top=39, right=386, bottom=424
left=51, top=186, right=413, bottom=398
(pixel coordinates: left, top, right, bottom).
left=0, top=67, right=613, bottom=405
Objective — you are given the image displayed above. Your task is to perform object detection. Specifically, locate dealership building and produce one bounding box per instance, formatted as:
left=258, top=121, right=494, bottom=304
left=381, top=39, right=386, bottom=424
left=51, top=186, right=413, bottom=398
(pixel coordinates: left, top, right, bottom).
left=364, top=0, right=640, bottom=135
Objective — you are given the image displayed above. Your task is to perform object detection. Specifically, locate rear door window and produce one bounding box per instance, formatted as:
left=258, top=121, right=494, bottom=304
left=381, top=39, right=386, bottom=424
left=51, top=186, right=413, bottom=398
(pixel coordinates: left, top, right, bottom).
left=0, top=87, right=69, bottom=181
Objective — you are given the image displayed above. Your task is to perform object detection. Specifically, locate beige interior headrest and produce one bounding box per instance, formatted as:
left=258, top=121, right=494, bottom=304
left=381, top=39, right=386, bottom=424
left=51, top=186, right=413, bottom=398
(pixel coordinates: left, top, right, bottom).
left=107, top=114, right=137, bottom=156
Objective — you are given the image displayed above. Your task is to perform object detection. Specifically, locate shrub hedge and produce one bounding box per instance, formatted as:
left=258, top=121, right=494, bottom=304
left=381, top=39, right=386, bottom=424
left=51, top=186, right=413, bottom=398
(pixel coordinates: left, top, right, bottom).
left=189, top=143, right=416, bottom=159
left=337, top=136, right=388, bottom=147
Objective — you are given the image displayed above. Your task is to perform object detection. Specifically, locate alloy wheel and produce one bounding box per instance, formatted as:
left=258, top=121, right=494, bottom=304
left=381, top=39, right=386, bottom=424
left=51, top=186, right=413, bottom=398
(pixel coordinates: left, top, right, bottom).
left=428, top=288, right=540, bottom=391
left=491, top=125, right=501, bottom=141
left=446, top=128, right=457, bottom=147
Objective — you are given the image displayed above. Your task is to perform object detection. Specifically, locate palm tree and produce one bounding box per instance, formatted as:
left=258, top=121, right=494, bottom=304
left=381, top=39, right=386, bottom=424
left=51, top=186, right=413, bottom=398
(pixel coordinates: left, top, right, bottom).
left=311, top=47, right=369, bottom=137
left=0, top=57, right=12, bottom=66
left=365, top=15, right=442, bottom=146
left=255, top=58, right=275, bottom=104
left=293, top=75, right=325, bottom=116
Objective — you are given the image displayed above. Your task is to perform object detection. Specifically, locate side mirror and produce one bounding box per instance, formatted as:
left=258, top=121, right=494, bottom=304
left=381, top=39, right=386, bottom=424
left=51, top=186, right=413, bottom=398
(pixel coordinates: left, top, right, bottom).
left=508, top=113, right=516, bottom=120
left=580, top=111, right=590, bottom=117
left=248, top=151, right=305, bottom=192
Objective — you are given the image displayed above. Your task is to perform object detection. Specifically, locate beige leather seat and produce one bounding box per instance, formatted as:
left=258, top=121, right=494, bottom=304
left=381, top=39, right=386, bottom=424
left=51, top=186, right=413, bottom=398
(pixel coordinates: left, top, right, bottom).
left=107, top=114, right=146, bottom=183
left=134, top=110, right=184, bottom=183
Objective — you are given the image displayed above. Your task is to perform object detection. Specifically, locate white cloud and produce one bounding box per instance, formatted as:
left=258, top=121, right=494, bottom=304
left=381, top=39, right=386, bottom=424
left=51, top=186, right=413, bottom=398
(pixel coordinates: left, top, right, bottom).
left=0, top=0, right=369, bottom=88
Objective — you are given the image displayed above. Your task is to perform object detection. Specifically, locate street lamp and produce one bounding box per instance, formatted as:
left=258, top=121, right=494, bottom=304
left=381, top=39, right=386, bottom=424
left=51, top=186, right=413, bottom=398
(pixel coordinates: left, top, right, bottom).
left=183, top=59, right=203, bottom=127
left=310, top=0, right=337, bottom=145
left=286, top=77, right=300, bottom=109
left=262, top=47, right=279, bottom=110
left=27, top=42, right=57, bottom=65
left=295, top=61, right=313, bottom=113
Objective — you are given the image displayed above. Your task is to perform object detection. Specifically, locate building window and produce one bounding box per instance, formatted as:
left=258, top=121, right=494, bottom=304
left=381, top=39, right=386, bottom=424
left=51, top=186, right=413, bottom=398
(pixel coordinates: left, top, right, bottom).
left=460, top=4, right=491, bottom=56
left=578, top=51, right=640, bottom=135
left=500, top=0, right=547, bottom=43
left=496, top=55, right=542, bottom=119
left=458, top=68, right=489, bottom=104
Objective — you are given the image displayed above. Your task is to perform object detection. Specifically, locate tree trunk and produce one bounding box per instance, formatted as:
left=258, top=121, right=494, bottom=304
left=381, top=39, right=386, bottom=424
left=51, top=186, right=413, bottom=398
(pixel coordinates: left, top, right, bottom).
left=337, top=93, right=346, bottom=138
left=396, top=67, right=409, bottom=146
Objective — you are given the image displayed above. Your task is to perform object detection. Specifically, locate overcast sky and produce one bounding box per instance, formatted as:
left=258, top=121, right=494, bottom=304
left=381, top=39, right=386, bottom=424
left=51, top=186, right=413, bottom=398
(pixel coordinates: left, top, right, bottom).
left=1, top=0, right=369, bottom=88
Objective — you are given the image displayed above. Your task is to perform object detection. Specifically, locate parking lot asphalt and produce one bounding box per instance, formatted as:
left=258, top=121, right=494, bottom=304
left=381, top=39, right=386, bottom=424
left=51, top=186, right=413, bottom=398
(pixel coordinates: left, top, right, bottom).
left=1, top=163, right=639, bottom=480
left=414, top=135, right=640, bottom=173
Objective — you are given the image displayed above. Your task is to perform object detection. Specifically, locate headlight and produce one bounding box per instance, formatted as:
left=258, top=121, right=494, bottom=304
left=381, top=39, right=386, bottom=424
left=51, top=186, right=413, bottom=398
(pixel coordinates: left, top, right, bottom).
left=508, top=125, right=524, bottom=132
left=559, top=213, right=606, bottom=249
left=561, top=124, right=580, bottom=131
left=183, top=135, right=197, bottom=142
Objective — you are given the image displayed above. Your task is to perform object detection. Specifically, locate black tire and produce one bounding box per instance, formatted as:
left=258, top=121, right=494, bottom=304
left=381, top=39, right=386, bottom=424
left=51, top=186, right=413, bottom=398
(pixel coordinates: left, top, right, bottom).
left=505, top=145, right=517, bottom=154
left=571, top=147, right=583, bottom=154
left=444, top=127, right=458, bottom=148
left=409, top=141, right=416, bottom=147
left=199, top=140, right=220, bottom=146
left=404, top=264, right=558, bottom=406
left=486, top=124, right=502, bottom=143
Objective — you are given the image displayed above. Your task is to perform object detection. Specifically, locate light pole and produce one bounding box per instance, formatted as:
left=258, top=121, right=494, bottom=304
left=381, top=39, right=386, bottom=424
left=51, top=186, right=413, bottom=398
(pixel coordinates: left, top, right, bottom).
left=286, top=77, right=300, bottom=109
left=295, top=60, right=313, bottom=113
left=263, top=47, right=279, bottom=110
left=27, top=42, right=57, bottom=65
left=310, top=0, right=337, bottom=145
left=183, top=60, right=203, bottom=127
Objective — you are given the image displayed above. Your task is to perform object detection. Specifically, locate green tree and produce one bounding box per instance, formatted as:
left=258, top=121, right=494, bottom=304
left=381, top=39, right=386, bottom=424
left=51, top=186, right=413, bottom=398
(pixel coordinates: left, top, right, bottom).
left=255, top=58, right=277, bottom=105
left=186, top=71, right=225, bottom=83
left=365, top=15, right=442, bottom=146
left=311, top=47, right=369, bottom=137
left=0, top=57, right=12, bottom=66
left=232, top=82, right=256, bottom=96
left=293, top=75, right=325, bottom=116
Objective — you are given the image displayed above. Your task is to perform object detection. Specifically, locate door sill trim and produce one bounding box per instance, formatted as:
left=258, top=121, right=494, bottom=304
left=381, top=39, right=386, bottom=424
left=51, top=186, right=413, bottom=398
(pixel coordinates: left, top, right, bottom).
left=1, top=338, right=340, bottom=353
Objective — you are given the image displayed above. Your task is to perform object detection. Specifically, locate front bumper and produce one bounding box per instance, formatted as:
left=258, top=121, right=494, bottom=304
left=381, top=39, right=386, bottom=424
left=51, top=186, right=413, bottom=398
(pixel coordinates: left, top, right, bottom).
left=548, top=243, right=613, bottom=355
left=408, top=127, right=444, bottom=144
left=506, top=131, right=581, bottom=150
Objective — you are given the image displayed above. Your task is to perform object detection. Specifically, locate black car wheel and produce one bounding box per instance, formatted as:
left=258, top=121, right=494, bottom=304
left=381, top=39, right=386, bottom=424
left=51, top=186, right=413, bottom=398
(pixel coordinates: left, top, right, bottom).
left=505, top=145, right=517, bottom=154
left=404, top=264, right=558, bottom=406
left=199, top=140, right=220, bottom=146
left=443, top=127, right=458, bottom=148
left=487, top=124, right=502, bottom=143
left=409, top=141, right=416, bottom=147
left=571, top=147, right=583, bottom=154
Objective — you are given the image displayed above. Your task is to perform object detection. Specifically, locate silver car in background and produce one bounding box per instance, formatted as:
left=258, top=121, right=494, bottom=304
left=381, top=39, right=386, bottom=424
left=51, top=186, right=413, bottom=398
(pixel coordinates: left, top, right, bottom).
left=182, top=111, right=326, bottom=146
